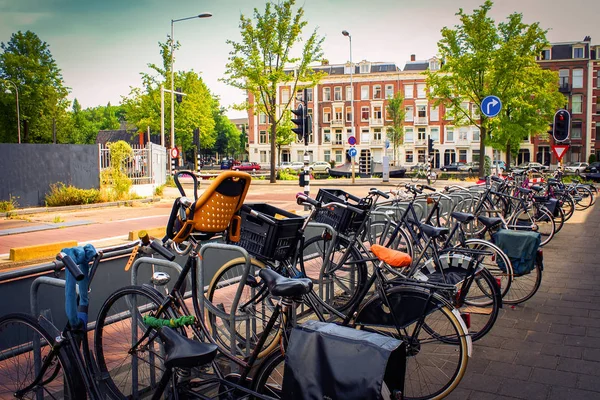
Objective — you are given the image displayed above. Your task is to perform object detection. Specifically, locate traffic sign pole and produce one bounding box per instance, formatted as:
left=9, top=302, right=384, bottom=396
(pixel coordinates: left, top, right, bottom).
left=348, top=136, right=356, bottom=184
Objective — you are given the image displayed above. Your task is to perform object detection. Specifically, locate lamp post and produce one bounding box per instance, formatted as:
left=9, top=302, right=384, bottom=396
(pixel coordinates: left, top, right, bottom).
left=3, top=80, right=21, bottom=144
left=342, top=30, right=355, bottom=183
left=170, top=12, right=212, bottom=150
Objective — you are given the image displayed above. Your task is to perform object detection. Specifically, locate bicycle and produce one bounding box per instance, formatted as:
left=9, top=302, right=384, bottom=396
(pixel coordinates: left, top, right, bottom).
left=411, top=165, right=438, bottom=184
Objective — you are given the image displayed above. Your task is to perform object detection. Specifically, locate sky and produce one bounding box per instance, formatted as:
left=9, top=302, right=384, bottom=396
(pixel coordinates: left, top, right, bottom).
left=1, top=0, right=599, bottom=119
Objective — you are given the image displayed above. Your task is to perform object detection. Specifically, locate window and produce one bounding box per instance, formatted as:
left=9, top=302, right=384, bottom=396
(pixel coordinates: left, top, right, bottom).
left=344, top=63, right=353, bottom=74
left=417, top=84, right=426, bottom=98
left=334, top=86, right=342, bottom=101
left=259, top=130, right=267, bottom=144
left=417, top=150, right=426, bottom=163
left=472, top=150, right=481, bottom=164
left=361, top=86, right=369, bottom=100
left=405, top=128, right=414, bottom=142
left=346, top=106, right=353, bottom=122
left=473, top=129, right=480, bottom=142
left=446, top=127, right=454, bottom=142
left=404, top=84, right=414, bottom=99
left=281, top=88, right=290, bottom=104
left=405, top=106, right=414, bottom=122
left=445, top=105, right=454, bottom=120
left=323, top=87, right=331, bottom=101
left=334, top=129, right=343, bottom=145
left=334, top=106, right=343, bottom=122
left=417, top=127, right=426, bottom=141
left=472, top=104, right=480, bottom=119
left=346, top=86, right=353, bottom=101
left=361, top=106, right=370, bottom=121
left=295, top=90, right=303, bottom=102
left=373, top=128, right=382, bottom=142
left=444, top=149, right=456, bottom=165
left=335, top=150, right=343, bottom=164
left=573, top=46, right=584, bottom=59
left=430, top=106, right=439, bottom=121
left=360, top=63, right=370, bottom=73
left=572, top=94, right=583, bottom=114
left=417, top=105, right=427, bottom=119
left=323, top=129, right=331, bottom=143
left=461, top=102, right=470, bottom=117
left=259, top=113, right=267, bottom=124
left=540, top=48, right=551, bottom=60
left=373, top=85, right=382, bottom=100
left=324, top=150, right=331, bottom=162
left=430, top=127, right=440, bottom=141
left=559, top=69, right=569, bottom=87
left=597, top=122, right=600, bottom=140
left=260, top=151, right=267, bottom=163
left=361, top=128, right=370, bottom=143
left=323, top=107, right=331, bottom=123
left=573, top=69, right=583, bottom=89
left=429, top=59, right=440, bottom=70
left=306, top=88, right=313, bottom=101
left=597, top=70, right=600, bottom=88
left=385, top=85, right=394, bottom=99
left=458, top=149, right=467, bottom=163
left=297, top=151, right=303, bottom=162
left=373, top=105, right=382, bottom=121
left=459, top=128, right=468, bottom=142
left=572, top=121, right=582, bottom=139
left=405, top=151, right=414, bottom=163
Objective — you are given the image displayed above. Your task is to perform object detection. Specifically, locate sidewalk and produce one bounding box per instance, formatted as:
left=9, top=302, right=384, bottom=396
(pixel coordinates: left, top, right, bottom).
left=452, top=201, right=600, bottom=399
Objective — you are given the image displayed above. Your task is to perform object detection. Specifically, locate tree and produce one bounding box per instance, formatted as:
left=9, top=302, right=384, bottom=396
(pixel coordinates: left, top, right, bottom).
left=223, top=0, right=325, bottom=183
left=386, top=91, right=406, bottom=165
left=426, top=1, right=564, bottom=176
left=0, top=31, right=70, bottom=143
left=275, top=111, right=295, bottom=166
left=212, top=106, right=241, bottom=159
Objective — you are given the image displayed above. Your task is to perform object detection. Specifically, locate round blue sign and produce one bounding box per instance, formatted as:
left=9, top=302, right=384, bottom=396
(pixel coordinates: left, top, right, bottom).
left=348, top=147, right=357, bottom=158
left=480, top=95, right=502, bottom=118
left=348, top=136, right=356, bottom=146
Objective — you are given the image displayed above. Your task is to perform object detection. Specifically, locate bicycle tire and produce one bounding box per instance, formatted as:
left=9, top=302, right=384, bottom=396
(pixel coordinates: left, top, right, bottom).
left=251, top=349, right=286, bottom=399
left=410, top=171, right=421, bottom=183
left=429, top=171, right=438, bottom=184
left=553, top=205, right=565, bottom=234
left=355, top=285, right=470, bottom=400
left=575, top=186, right=593, bottom=210
left=300, top=235, right=367, bottom=312
left=206, top=257, right=281, bottom=359
left=458, top=267, right=501, bottom=342
left=464, top=238, right=513, bottom=299
left=94, top=285, right=179, bottom=399
left=0, top=313, right=80, bottom=399
left=558, top=193, right=575, bottom=221
left=510, top=206, right=555, bottom=246
left=502, top=261, right=543, bottom=305
left=367, top=221, right=414, bottom=258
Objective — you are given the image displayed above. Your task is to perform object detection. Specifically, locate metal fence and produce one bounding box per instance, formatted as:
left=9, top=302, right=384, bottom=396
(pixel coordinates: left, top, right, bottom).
left=99, top=143, right=166, bottom=186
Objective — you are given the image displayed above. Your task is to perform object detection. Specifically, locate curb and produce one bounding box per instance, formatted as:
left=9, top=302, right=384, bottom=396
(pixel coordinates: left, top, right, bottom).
left=128, top=227, right=166, bottom=241
left=10, top=240, right=78, bottom=262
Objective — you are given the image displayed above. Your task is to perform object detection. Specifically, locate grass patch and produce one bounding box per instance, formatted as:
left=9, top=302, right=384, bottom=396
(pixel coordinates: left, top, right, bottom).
left=277, top=170, right=298, bottom=180
left=45, top=183, right=101, bottom=207
left=154, top=185, right=165, bottom=196
left=0, top=195, right=19, bottom=212
left=53, top=216, right=64, bottom=223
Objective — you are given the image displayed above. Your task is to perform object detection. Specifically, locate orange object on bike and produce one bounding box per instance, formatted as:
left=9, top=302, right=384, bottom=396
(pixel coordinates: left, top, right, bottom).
left=370, top=244, right=412, bottom=268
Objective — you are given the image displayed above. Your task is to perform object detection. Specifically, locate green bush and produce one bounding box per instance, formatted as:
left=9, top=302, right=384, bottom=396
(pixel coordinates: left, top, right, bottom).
left=165, top=176, right=176, bottom=187
left=589, top=154, right=597, bottom=164
left=154, top=185, right=165, bottom=196
left=0, top=195, right=18, bottom=212
left=484, top=156, right=492, bottom=177
left=277, top=170, right=298, bottom=180
left=45, top=183, right=101, bottom=207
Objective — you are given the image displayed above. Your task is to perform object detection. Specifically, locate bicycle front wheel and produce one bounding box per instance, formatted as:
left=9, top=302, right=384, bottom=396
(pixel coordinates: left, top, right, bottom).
left=95, top=285, right=178, bottom=399
left=252, top=349, right=286, bottom=399
left=464, top=238, right=513, bottom=299
left=428, top=171, right=438, bottom=184
left=411, top=171, right=421, bottom=183
left=510, top=207, right=555, bottom=246
left=0, top=313, right=80, bottom=399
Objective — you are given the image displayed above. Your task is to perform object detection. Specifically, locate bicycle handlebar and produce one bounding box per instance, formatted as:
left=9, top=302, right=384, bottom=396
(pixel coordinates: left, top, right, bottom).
left=138, top=230, right=177, bottom=261
left=56, top=253, right=84, bottom=281
left=418, top=184, right=436, bottom=192
left=369, top=188, right=390, bottom=199
left=295, top=193, right=364, bottom=215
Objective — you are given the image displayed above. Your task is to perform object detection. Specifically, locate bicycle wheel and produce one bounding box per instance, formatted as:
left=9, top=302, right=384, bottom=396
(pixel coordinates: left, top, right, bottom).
left=206, top=257, right=280, bottom=359
left=574, top=186, right=594, bottom=210
left=553, top=205, right=565, bottom=234
left=355, top=285, right=470, bottom=400
left=0, top=313, right=79, bottom=399
left=95, top=285, right=178, bottom=399
left=457, top=268, right=501, bottom=342
left=502, top=261, right=543, bottom=305
left=428, top=171, right=438, bottom=184
left=558, top=194, right=575, bottom=221
left=252, top=349, right=285, bottom=399
left=464, top=238, right=513, bottom=299
left=300, top=235, right=367, bottom=312
left=411, top=171, right=421, bottom=183
left=366, top=221, right=414, bottom=257
left=509, top=207, right=555, bottom=246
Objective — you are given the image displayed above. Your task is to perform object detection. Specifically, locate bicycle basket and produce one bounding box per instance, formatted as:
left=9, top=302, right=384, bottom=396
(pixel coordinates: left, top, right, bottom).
left=314, top=189, right=371, bottom=234
left=238, top=203, right=305, bottom=261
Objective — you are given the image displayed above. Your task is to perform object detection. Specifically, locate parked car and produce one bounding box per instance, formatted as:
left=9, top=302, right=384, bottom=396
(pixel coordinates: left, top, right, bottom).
left=512, top=162, right=548, bottom=174
left=283, top=162, right=305, bottom=173
left=491, top=160, right=507, bottom=171
left=457, top=162, right=479, bottom=173
left=220, top=159, right=233, bottom=170
left=440, top=162, right=466, bottom=172
left=309, top=161, right=331, bottom=174
left=232, top=162, right=261, bottom=172
left=564, top=162, right=589, bottom=175
left=584, top=162, right=600, bottom=173
left=278, top=162, right=292, bottom=171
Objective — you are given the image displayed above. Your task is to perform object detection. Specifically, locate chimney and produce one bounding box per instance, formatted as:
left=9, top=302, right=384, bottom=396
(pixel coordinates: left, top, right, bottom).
left=583, top=36, right=591, bottom=42
left=410, top=54, right=416, bottom=62
left=321, top=59, right=329, bottom=65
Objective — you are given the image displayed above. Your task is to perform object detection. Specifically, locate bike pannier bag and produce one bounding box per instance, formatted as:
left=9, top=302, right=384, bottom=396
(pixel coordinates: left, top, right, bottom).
left=282, top=320, right=406, bottom=400
left=492, top=229, right=541, bottom=276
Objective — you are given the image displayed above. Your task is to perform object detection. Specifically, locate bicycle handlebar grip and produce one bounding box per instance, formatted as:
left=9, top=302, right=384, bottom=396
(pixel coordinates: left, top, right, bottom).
left=369, top=188, right=390, bottom=199
left=57, top=253, right=85, bottom=281
left=150, top=239, right=176, bottom=261
left=296, top=192, right=321, bottom=207
left=421, top=184, right=436, bottom=192
left=491, top=175, right=503, bottom=183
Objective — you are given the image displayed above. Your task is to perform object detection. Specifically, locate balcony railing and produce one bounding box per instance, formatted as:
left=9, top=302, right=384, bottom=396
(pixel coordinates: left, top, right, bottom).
left=559, top=83, right=571, bottom=93
left=415, top=139, right=426, bottom=146
left=414, top=116, right=428, bottom=125
left=333, top=140, right=344, bottom=145
left=370, top=118, right=383, bottom=126
left=371, top=139, right=383, bottom=145
left=330, top=119, right=344, bottom=126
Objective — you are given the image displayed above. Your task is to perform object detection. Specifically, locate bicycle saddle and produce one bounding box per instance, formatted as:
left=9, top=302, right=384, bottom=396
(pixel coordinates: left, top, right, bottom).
left=158, top=327, right=218, bottom=369
left=450, top=212, right=475, bottom=224
left=477, top=216, right=503, bottom=229
left=530, top=185, right=544, bottom=192
left=370, top=244, right=412, bottom=268
left=259, top=269, right=313, bottom=297
left=517, top=187, right=532, bottom=195
left=420, top=224, right=449, bottom=238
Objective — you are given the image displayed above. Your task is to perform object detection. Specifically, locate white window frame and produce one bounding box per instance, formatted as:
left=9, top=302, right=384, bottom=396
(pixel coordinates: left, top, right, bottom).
left=306, top=88, right=313, bottom=101
left=417, top=84, right=426, bottom=98
left=405, top=106, right=414, bottom=122
left=359, top=63, right=370, bottom=73
left=334, top=106, right=343, bottom=122
left=281, top=88, right=290, bottom=105
left=361, top=106, right=370, bottom=122
left=324, top=150, right=331, bottom=162
left=361, top=85, right=369, bottom=100
left=323, top=128, right=331, bottom=143
left=405, top=127, right=414, bottom=142
left=373, top=105, right=383, bottom=120
left=430, top=127, right=440, bottom=142
left=430, top=106, right=439, bottom=122
left=417, top=105, right=427, bottom=119
left=446, top=127, right=454, bottom=142
left=405, top=150, right=414, bottom=164
left=259, top=130, right=268, bottom=144
left=417, top=127, right=426, bottom=141
left=346, top=106, right=353, bottom=122
left=473, top=129, right=480, bottom=142
left=572, top=69, right=583, bottom=89
left=323, top=87, right=331, bottom=101
left=404, top=84, right=414, bottom=99
left=259, top=113, right=267, bottom=124
left=571, top=121, right=582, bottom=139
left=385, top=85, right=394, bottom=99
left=346, top=86, right=353, bottom=101
left=323, top=107, right=331, bottom=123
left=361, top=128, right=370, bottom=144
left=334, top=86, right=342, bottom=101
left=373, top=85, right=382, bottom=100
left=573, top=46, right=585, bottom=59
left=539, top=48, right=551, bottom=61
left=373, top=128, right=382, bottom=142
left=572, top=94, right=583, bottom=114
left=335, top=150, right=343, bottom=164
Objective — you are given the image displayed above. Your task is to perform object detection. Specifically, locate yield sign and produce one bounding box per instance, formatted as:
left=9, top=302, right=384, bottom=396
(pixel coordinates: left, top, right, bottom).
left=551, top=144, right=569, bottom=162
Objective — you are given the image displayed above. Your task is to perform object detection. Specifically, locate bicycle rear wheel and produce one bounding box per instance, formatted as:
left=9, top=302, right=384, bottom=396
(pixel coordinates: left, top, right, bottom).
left=464, top=238, right=513, bottom=299
left=252, top=349, right=285, bottom=399
left=502, top=261, right=543, bottom=305
left=510, top=207, right=555, bottom=246
left=0, top=313, right=79, bottom=399
left=95, top=285, right=178, bottom=399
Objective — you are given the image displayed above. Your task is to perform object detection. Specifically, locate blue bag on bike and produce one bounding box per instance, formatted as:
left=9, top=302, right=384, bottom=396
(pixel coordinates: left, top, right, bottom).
left=282, top=320, right=406, bottom=400
left=492, top=230, right=541, bottom=276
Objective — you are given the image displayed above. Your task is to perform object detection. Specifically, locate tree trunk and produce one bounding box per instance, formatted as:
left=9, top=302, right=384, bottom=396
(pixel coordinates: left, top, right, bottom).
left=505, top=143, right=511, bottom=167
left=478, top=122, right=487, bottom=179
left=269, top=120, right=277, bottom=183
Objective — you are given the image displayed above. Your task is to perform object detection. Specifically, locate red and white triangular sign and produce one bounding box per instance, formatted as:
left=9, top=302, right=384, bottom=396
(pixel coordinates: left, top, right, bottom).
left=551, top=144, right=569, bottom=162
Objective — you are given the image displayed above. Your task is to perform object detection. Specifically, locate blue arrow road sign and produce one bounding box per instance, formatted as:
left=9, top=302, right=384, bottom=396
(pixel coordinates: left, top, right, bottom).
left=349, top=147, right=357, bottom=158
left=480, top=95, right=502, bottom=118
left=385, top=140, right=390, bottom=149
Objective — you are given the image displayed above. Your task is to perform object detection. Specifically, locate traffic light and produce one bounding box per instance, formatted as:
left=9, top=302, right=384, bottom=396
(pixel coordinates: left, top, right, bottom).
left=291, top=104, right=305, bottom=141
left=553, top=109, right=570, bottom=142
left=428, top=137, right=434, bottom=154
left=193, top=128, right=200, bottom=147
left=176, top=87, right=183, bottom=103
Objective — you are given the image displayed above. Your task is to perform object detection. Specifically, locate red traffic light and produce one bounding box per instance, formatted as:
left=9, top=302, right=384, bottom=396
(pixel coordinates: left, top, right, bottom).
left=558, top=114, right=564, bottom=121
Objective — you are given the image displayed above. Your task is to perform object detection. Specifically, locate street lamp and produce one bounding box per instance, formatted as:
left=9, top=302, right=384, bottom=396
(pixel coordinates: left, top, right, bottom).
left=342, top=30, right=355, bottom=183
left=3, top=80, right=21, bottom=144
left=170, top=12, right=212, bottom=150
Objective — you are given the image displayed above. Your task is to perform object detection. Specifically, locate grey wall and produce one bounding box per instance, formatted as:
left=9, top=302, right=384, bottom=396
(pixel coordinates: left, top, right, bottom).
left=0, top=144, right=100, bottom=207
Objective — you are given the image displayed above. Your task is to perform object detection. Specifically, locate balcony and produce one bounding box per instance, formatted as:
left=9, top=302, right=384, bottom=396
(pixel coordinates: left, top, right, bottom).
left=559, top=83, right=571, bottom=93
left=456, top=137, right=470, bottom=146
left=330, top=119, right=344, bottom=127
left=414, top=116, right=428, bottom=126
left=415, top=139, right=426, bottom=146
left=371, top=139, right=383, bottom=146
left=333, top=140, right=344, bottom=146
left=370, top=118, right=383, bottom=126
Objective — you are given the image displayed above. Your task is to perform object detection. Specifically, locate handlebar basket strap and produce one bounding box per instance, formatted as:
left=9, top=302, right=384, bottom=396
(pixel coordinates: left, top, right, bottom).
left=169, top=171, right=252, bottom=243
left=61, top=244, right=97, bottom=328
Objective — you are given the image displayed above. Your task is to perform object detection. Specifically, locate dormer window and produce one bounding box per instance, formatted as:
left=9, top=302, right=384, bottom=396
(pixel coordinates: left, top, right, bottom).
left=573, top=46, right=584, bottom=59
left=429, top=59, right=440, bottom=71
left=344, top=63, right=354, bottom=74
left=539, top=48, right=551, bottom=60
left=359, top=62, right=371, bottom=74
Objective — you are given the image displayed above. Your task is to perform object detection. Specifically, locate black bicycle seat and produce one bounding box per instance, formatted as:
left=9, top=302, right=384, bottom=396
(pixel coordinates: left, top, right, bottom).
left=420, top=224, right=449, bottom=238
left=477, top=216, right=503, bottom=229
left=158, top=327, right=218, bottom=369
left=259, top=269, right=313, bottom=297
left=450, top=212, right=475, bottom=224
left=530, top=185, right=544, bottom=192
left=518, top=187, right=532, bottom=195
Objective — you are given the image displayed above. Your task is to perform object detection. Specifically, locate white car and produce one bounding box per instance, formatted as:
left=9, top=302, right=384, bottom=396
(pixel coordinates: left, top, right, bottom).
left=309, top=161, right=331, bottom=173
left=564, top=162, right=589, bottom=175
left=283, top=162, right=305, bottom=173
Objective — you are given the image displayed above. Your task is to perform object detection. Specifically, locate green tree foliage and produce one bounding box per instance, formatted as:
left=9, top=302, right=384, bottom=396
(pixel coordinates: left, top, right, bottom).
left=0, top=31, right=70, bottom=143
left=122, top=38, right=217, bottom=154
left=385, top=91, right=406, bottom=165
left=68, top=100, right=122, bottom=144
left=426, top=1, right=564, bottom=176
left=223, top=0, right=325, bottom=182
left=276, top=111, right=296, bottom=165
left=213, top=106, right=241, bottom=159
